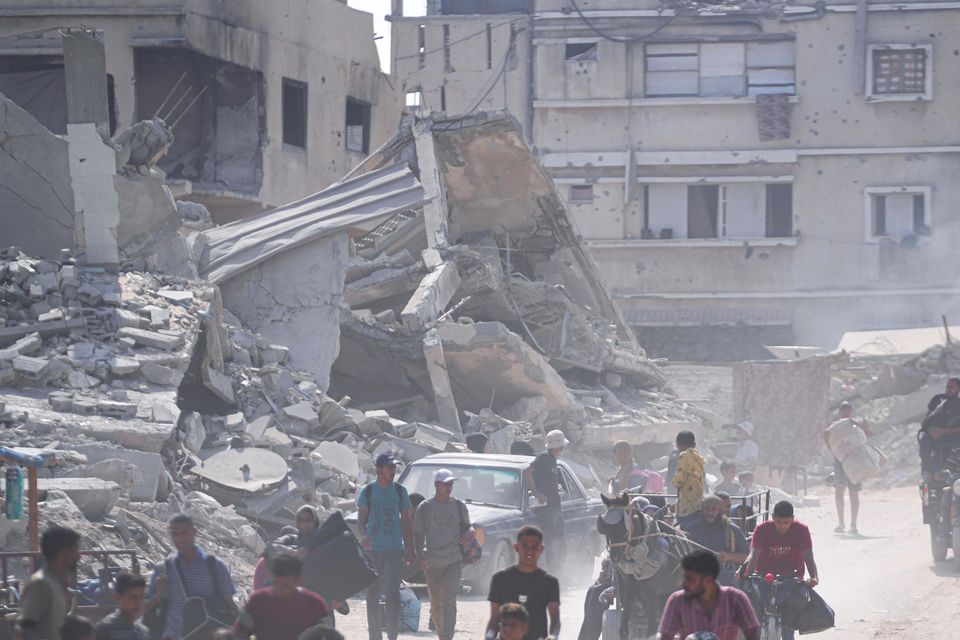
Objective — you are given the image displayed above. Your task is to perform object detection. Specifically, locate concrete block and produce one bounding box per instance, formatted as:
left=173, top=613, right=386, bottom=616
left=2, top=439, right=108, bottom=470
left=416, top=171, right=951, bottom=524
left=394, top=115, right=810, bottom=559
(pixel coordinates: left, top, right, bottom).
left=37, top=309, right=64, bottom=323
left=109, top=356, right=140, bottom=376
left=118, top=327, right=185, bottom=350
left=77, top=416, right=175, bottom=453
left=97, top=400, right=138, bottom=418
left=67, top=369, right=100, bottom=389
left=115, top=308, right=142, bottom=329
left=12, top=355, right=51, bottom=378
left=140, top=361, right=184, bottom=386
left=37, top=477, right=120, bottom=520
left=311, top=441, right=360, bottom=479
left=142, top=305, right=171, bottom=329
left=422, top=248, right=444, bottom=270
left=401, top=260, right=462, bottom=331
left=71, top=398, right=98, bottom=414
left=0, top=333, right=43, bottom=360
left=181, top=412, right=206, bottom=454
left=157, top=289, right=194, bottom=305
left=202, top=364, right=235, bottom=404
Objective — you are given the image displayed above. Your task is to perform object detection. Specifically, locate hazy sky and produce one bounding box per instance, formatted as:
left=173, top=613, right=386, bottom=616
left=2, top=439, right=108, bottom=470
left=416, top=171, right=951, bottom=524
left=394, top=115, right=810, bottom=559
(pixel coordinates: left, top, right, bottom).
left=347, top=0, right=427, bottom=72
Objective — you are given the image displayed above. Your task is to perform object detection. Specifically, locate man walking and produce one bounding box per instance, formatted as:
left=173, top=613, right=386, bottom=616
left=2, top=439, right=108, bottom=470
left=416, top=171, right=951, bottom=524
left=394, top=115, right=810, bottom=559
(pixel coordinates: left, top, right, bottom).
left=357, top=453, right=414, bottom=640
left=234, top=553, right=329, bottom=640
left=144, top=514, right=237, bottom=640
left=741, top=501, right=819, bottom=640
left=523, top=429, right=568, bottom=573
left=733, top=422, right=759, bottom=473
left=824, top=402, right=873, bottom=534
left=486, top=526, right=560, bottom=640
left=681, top=495, right=749, bottom=586
left=17, top=526, right=81, bottom=640
left=413, top=469, right=475, bottom=640
left=672, top=431, right=705, bottom=527
left=657, top=551, right=759, bottom=640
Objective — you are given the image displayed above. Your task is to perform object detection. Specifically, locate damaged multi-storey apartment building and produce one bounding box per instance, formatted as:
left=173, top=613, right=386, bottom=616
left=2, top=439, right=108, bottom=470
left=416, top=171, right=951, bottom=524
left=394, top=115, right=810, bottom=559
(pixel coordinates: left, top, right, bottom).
left=0, top=0, right=399, bottom=223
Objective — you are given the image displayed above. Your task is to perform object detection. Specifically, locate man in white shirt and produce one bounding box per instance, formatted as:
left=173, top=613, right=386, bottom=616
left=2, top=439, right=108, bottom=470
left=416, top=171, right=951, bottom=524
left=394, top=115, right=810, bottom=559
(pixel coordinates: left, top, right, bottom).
left=733, top=422, right=758, bottom=473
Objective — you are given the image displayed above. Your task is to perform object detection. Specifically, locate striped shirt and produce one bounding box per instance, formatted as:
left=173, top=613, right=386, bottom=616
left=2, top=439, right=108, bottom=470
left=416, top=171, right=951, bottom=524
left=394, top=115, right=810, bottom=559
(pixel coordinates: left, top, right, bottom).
left=658, top=585, right=760, bottom=640
left=147, top=547, right=236, bottom=640
left=94, top=611, right=149, bottom=640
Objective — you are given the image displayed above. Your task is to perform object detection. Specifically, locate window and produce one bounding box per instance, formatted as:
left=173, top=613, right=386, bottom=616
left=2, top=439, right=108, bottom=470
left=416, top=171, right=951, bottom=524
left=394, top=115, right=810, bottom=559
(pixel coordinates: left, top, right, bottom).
left=405, top=90, right=422, bottom=107
left=645, top=41, right=795, bottom=98
left=565, top=41, right=598, bottom=62
left=644, top=183, right=792, bottom=239
left=865, top=187, right=930, bottom=240
left=569, top=184, right=594, bottom=203
left=559, top=469, right=583, bottom=502
left=418, top=24, right=426, bottom=69
left=281, top=78, right=307, bottom=148
left=867, top=45, right=932, bottom=100
left=345, top=98, right=371, bottom=153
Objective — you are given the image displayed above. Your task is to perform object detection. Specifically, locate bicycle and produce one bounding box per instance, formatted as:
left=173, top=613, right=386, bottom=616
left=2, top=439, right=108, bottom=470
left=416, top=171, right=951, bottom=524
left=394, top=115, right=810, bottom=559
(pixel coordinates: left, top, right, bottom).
left=742, top=573, right=804, bottom=640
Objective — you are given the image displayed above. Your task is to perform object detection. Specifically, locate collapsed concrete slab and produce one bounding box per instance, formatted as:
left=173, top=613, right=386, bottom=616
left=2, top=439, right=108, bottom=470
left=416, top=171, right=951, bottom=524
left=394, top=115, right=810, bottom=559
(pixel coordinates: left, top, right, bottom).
left=37, top=477, right=120, bottom=520
left=436, top=321, right=575, bottom=416
left=71, top=444, right=163, bottom=502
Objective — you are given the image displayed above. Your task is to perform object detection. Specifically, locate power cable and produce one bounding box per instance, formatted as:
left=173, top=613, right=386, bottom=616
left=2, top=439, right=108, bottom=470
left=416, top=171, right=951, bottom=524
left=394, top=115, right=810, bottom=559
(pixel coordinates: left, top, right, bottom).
left=465, top=26, right=520, bottom=113
left=569, top=0, right=679, bottom=43
left=393, top=16, right=525, bottom=63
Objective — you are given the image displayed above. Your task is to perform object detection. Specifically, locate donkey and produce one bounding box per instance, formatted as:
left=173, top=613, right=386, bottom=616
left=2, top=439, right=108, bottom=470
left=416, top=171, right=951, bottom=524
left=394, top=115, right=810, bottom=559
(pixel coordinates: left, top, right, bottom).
left=597, top=492, right=694, bottom=639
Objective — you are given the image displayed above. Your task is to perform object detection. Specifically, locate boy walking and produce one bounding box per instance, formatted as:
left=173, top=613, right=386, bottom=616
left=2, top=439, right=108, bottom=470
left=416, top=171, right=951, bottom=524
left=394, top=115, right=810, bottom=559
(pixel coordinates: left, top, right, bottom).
left=486, top=526, right=560, bottom=640
left=95, top=573, right=149, bottom=640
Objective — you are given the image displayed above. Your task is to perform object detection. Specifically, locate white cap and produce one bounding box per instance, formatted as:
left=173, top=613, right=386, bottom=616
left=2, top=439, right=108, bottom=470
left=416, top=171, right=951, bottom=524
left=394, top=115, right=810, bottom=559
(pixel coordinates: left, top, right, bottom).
left=546, top=429, right=569, bottom=450
left=433, top=468, right=457, bottom=483
left=737, top=421, right=755, bottom=436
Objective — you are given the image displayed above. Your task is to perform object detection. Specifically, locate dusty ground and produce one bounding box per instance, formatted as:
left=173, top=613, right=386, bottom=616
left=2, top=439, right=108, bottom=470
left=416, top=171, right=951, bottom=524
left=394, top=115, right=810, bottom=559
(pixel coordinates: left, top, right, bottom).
left=337, top=484, right=960, bottom=639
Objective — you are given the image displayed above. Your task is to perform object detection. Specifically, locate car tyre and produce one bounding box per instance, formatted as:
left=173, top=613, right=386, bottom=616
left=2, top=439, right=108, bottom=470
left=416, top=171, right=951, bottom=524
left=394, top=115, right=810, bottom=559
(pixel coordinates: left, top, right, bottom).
left=475, top=540, right=513, bottom=596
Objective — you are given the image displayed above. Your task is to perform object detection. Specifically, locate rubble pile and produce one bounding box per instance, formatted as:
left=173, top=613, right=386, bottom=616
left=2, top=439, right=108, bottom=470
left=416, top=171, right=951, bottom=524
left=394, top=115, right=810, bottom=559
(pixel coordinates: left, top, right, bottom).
left=1, top=111, right=705, bottom=587
left=826, top=342, right=960, bottom=486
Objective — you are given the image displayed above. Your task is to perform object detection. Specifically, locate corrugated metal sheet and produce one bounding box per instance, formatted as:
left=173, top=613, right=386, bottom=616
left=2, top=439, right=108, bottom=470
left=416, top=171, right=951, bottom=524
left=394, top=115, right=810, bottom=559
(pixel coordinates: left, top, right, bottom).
left=199, top=163, right=428, bottom=284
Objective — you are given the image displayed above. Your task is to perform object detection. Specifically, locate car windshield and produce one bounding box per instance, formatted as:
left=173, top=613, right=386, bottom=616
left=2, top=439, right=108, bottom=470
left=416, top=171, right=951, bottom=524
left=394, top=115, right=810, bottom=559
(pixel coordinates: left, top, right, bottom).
left=402, top=464, right=523, bottom=509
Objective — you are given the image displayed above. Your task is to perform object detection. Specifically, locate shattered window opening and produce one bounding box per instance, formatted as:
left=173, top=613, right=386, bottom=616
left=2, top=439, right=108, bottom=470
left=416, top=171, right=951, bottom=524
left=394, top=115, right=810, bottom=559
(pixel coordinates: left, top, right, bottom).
left=868, top=189, right=929, bottom=239
left=565, top=41, right=598, bottom=62
left=644, top=182, right=793, bottom=239
left=346, top=98, right=371, bottom=153
left=569, top=184, right=594, bottom=203
left=282, top=77, right=308, bottom=148
left=645, top=41, right=795, bottom=98
left=418, top=23, right=427, bottom=69
left=870, top=46, right=928, bottom=96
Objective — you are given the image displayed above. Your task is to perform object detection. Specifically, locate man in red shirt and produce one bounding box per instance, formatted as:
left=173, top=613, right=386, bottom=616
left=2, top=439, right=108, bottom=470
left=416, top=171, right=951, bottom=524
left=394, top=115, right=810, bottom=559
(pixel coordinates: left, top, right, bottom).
left=657, top=550, right=759, bottom=640
left=741, top=501, right=819, bottom=640
left=235, top=552, right=330, bottom=640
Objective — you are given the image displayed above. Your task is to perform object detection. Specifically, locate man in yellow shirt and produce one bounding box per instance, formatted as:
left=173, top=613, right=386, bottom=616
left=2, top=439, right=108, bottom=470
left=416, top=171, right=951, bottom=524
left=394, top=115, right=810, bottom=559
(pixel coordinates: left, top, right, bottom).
left=672, top=431, right=705, bottom=528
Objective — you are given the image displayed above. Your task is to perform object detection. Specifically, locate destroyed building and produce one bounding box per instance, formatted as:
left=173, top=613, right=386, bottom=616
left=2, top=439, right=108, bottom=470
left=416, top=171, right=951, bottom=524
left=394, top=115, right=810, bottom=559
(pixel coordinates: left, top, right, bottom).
left=390, top=0, right=960, bottom=359
left=0, top=0, right=400, bottom=223
left=0, top=108, right=700, bottom=583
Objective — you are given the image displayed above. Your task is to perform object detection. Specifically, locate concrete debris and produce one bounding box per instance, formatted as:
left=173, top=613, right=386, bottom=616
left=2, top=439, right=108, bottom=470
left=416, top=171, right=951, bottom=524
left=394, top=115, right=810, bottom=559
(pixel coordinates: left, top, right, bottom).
left=0, top=111, right=706, bottom=591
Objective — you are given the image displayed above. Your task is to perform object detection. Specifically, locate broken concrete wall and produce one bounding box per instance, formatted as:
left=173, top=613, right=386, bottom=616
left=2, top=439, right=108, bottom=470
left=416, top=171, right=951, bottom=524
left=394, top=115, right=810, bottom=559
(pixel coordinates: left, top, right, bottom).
left=220, top=233, right=348, bottom=390
left=115, top=171, right=197, bottom=277
left=0, top=93, right=76, bottom=258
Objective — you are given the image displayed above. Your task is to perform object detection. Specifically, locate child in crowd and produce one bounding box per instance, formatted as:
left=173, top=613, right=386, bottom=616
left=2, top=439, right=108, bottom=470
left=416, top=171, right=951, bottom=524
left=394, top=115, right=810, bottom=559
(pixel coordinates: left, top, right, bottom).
left=94, top=572, right=149, bottom=640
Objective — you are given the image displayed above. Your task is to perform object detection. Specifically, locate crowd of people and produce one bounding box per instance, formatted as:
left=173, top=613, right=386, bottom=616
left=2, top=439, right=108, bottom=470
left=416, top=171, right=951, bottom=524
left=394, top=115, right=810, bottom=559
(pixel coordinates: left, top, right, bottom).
left=14, top=423, right=827, bottom=640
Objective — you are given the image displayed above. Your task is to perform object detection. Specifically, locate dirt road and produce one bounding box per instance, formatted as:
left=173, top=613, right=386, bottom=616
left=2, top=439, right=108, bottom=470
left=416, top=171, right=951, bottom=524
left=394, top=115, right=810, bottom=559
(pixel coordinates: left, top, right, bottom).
left=337, top=484, right=960, bottom=639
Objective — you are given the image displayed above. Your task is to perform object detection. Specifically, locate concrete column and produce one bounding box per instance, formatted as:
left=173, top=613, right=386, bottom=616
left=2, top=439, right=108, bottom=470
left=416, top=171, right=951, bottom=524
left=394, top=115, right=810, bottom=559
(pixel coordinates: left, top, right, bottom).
left=401, top=260, right=462, bottom=331
left=413, top=121, right=451, bottom=249
left=423, top=329, right=462, bottom=433
left=63, top=29, right=120, bottom=267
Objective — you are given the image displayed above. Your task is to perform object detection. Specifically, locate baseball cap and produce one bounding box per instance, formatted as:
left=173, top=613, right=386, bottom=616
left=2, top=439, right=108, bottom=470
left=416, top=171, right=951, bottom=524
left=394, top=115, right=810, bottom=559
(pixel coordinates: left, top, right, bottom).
left=545, top=429, right=569, bottom=450
left=375, top=453, right=399, bottom=467
left=433, top=468, right=457, bottom=483
left=737, top=421, right=755, bottom=436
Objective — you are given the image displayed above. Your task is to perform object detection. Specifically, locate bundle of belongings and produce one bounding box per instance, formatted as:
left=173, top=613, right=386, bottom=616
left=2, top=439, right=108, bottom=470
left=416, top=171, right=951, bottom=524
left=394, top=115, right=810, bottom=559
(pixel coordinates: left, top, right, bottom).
left=267, top=507, right=378, bottom=603
left=742, top=578, right=835, bottom=635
